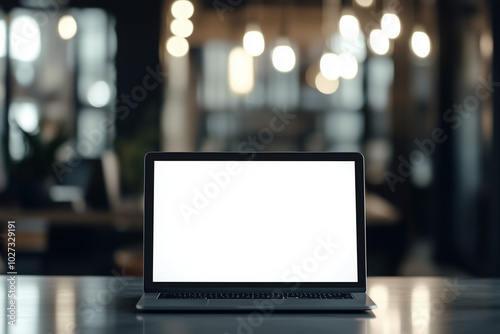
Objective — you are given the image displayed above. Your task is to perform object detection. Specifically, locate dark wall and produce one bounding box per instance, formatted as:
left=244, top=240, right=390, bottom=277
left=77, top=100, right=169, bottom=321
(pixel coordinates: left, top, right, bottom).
left=436, top=0, right=499, bottom=276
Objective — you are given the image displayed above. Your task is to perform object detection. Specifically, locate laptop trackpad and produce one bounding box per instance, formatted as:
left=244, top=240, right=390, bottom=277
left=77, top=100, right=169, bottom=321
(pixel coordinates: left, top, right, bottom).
left=208, top=300, right=253, bottom=308
left=167, top=300, right=210, bottom=308
left=208, top=299, right=276, bottom=309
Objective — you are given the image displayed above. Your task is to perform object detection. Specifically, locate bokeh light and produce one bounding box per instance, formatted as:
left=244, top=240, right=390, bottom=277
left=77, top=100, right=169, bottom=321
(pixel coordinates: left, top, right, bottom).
left=166, top=36, right=189, bottom=57
left=355, top=0, right=374, bottom=7
left=243, top=28, right=265, bottom=57
left=58, top=15, right=78, bottom=40
left=315, top=72, right=339, bottom=95
left=87, top=81, right=111, bottom=107
left=228, top=47, right=254, bottom=95
left=339, top=15, right=360, bottom=42
left=411, top=31, right=431, bottom=58
left=171, top=1, right=194, bottom=19
left=9, top=15, right=41, bottom=62
left=170, top=19, right=193, bottom=38
left=272, top=44, right=296, bottom=73
left=381, top=13, right=401, bottom=39
left=320, top=53, right=341, bottom=80
left=339, top=53, right=358, bottom=79
left=11, top=101, right=39, bottom=134
left=369, top=29, right=390, bottom=55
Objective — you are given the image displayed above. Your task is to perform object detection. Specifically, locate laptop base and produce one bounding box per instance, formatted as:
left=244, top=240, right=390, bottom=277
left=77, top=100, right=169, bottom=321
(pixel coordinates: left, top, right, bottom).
left=136, top=293, right=376, bottom=311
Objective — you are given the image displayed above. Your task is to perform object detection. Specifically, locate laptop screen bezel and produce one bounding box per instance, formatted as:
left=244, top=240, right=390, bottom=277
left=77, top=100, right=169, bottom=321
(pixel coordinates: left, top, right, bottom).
left=143, top=152, right=367, bottom=292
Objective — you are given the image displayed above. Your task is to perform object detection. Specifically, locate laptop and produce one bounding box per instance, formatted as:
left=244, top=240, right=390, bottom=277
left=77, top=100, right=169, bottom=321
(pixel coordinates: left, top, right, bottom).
left=136, top=152, right=376, bottom=311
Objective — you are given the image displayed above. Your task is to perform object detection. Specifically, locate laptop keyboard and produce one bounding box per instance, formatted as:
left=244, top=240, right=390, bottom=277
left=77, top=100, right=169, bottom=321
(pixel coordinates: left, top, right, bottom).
left=159, top=292, right=354, bottom=299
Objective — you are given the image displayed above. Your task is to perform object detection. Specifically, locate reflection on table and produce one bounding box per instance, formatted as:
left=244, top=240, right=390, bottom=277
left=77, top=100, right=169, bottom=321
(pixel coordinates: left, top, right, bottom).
left=1, top=276, right=499, bottom=334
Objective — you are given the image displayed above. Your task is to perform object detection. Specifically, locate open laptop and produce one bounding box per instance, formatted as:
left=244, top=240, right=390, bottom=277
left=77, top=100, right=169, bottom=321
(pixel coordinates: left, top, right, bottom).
left=137, top=152, right=376, bottom=311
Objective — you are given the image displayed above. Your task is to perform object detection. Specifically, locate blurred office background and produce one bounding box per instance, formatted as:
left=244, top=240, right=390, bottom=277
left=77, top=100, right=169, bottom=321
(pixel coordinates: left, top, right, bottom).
left=0, top=0, right=499, bottom=277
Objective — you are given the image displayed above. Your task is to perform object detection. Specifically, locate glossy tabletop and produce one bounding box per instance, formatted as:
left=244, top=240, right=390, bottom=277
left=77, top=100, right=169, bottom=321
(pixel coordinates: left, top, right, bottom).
left=2, top=275, right=500, bottom=334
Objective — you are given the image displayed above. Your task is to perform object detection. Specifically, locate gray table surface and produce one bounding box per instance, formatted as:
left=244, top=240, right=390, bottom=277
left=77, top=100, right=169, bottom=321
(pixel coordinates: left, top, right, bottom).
left=2, top=275, right=500, bottom=334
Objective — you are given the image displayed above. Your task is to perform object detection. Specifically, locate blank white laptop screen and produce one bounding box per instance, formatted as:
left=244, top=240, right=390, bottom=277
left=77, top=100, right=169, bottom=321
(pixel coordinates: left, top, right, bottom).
left=152, top=160, right=358, bottom=282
